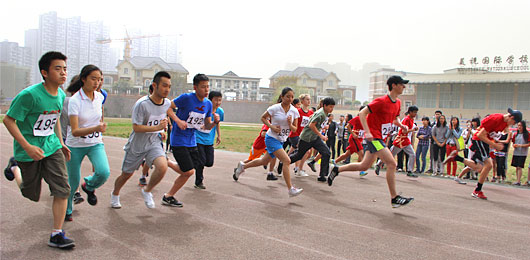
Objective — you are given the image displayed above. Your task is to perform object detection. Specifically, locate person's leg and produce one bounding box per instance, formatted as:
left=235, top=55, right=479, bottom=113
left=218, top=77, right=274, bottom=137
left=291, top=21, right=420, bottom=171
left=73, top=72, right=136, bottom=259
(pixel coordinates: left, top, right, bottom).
left=113, top=150, right=145, bottom=195
left=85, top=143, right=110, bottom=190
left=421, top=145, right=429, bottom=173
left=335, top=150, right=352, bottom=164
left=516, top=167, right=522, bottom=183
left=337, top=138, right=342, bottom=157
left=404, top=145, right=416, bottom=173
left=397, top=150, right=404, bottom=170
left=415, top=145, right=422, bottom=172
left=428, top=142, right=435, bottom=172
left=330, top=137, right=336, bottom=159
left=439, top=146, right=446, bottom=175
left=144, top=156, right=169, bottom=193
left=432, top=145, right=440, bottom=173
left=313, top=138, right=331, bottom=178
left=166, top=147, right=196, bottom=196
left=195, top=144, right=206, bottom=186
left=273, top=149, right=295, bottom=191
left=65, top=147, right=84, bottom=216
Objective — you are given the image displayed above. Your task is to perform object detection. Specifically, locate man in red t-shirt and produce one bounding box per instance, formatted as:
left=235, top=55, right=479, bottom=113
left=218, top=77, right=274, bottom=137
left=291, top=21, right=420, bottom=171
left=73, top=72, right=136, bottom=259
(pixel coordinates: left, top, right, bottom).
left=327, top=75, right=414, bottom=208
left=445, top=109, right=522, bottom=200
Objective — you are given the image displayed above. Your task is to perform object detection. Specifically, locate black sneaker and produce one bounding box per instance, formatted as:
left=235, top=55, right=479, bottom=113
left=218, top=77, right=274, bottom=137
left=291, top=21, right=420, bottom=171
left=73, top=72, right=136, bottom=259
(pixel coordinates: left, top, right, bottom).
left=266, top=173, right=278, bottom=181
left=307, top=161, right=317, bottom=172
left=327, top=166, right=339, bottom=186
left=317, top=176, right=327, bottom=182
left=194, top=183, right=206, bottom=189
left=406, top=172, right=418, bottom=178
left=162, top=195, right=183, bottom=207
left=4, top=157, right=16, bottom=181
left=64, top=213, right=72, bottom=222
left=374, top=165, right=380, bottom=176
left=48, top=231, right=75, bottom=249
left=73, top=192, right=84, bottom=204
left=81, top=183, right=97, bottom=206
left=139, top=177, right=147, bottom=186
left=263, top=165, right=267, bottom=170
left=391, top=195, right=414, bottom=208
left=277, top=162, right=283, bottom=176
left=425, top=169, right=433, bottom=174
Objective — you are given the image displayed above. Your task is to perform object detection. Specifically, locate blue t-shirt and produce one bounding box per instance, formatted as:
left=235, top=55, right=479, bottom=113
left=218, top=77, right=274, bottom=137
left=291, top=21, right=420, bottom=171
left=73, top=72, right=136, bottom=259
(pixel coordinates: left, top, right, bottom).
left=101, top=89, right=108, bottom=104
left=196, top=107, right=224, bottom=145
left=170, top=93, right=212, bottom=147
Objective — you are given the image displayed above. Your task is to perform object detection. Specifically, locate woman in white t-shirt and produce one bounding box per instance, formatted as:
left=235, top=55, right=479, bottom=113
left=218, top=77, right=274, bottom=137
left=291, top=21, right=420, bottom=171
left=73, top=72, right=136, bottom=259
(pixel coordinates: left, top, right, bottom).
left=64, top=65, right=110, bottom=221
left=233, top=87, right=303, bottom=197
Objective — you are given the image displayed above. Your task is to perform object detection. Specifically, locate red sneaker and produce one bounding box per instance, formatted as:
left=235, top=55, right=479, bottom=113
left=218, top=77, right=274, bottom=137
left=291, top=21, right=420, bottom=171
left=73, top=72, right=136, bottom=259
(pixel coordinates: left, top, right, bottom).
left=471, top=190, right=487, bottom=200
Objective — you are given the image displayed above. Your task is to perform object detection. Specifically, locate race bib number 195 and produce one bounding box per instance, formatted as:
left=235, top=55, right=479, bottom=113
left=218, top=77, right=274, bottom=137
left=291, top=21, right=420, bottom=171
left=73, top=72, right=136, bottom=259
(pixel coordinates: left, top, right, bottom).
left=33, top=114, right=59, bottom=136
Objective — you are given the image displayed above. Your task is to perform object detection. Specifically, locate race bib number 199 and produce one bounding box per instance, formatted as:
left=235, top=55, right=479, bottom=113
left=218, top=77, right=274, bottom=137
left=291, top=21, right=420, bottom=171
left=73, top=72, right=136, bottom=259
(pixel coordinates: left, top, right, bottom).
left=33, top=114, right=59, bottom=136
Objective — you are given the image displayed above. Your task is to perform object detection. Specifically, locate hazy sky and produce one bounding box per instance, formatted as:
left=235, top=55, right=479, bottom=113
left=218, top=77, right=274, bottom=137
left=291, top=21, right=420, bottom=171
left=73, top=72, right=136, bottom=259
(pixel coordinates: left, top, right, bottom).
left=2, top=0, right=530, bottom=101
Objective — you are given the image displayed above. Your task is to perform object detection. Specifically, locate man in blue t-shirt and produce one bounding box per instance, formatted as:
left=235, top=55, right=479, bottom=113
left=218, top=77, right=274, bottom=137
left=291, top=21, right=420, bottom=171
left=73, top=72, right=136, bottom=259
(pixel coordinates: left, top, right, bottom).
left=163, top=74, right=220, bottom=206
left=194, top=91, right=224, bottom=189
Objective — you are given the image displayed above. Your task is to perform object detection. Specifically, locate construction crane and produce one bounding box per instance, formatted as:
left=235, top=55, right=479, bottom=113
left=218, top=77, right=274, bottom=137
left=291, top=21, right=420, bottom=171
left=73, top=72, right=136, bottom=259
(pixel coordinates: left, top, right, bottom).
left=96, top=30, right=160, bottom=60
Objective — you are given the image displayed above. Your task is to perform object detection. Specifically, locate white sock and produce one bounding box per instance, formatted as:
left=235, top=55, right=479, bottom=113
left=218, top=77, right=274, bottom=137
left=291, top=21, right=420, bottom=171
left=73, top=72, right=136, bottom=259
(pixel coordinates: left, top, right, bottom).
left=52, top=229, right=62, bottom=236
left=294, top=167, right=299, bottom=172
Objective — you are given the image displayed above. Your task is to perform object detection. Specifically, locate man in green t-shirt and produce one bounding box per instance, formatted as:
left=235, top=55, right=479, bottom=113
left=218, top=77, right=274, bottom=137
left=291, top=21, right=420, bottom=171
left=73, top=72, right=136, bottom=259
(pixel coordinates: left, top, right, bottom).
left=3, top=51, right=75, bottom=249
left=278, top=97, right=335, bottom=182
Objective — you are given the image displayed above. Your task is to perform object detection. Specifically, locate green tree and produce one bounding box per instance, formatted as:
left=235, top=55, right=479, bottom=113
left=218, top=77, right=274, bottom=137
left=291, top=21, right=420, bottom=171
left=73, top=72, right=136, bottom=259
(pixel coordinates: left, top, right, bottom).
left=354, top=100, right=361, bottom=106
left=363, top=100, right=369, bottom=106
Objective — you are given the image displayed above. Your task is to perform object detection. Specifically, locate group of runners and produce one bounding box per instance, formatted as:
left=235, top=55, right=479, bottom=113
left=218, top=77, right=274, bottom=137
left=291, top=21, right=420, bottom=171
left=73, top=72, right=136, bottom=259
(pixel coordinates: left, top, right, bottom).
left=2, top=51, right=524, bottom=249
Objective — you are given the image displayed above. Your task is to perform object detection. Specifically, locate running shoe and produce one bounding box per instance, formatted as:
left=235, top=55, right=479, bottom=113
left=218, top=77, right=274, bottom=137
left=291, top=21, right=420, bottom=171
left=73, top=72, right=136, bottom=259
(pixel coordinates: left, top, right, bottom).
left=73, top=192, right=84, bottom=204
left=162, top=195, right=183, bottom=207
left=4, top=157, right=16, bottom=181
left=328, top=166, right=339, bottom=186
left=48, top=231, right=75, bottom=249
left=233, top=161, right=245, bottom=181
left=139, top=177, right=147, bottom=186
left=141, top=188, right=155, bottom=209
left=317, top=176, right=327, bottom=182
left=194, top=183, right=206, bottom=189
left=391, top=195, right=414, bottom=208
left=266, top=173, right=278, bottom=181
left=110, top=193, right=121, bottom=209
left=471, top=190, right=487, bottom=200
left=288, top=187, right=303, bottom=197
left=425, top=169, right=433, bottom=174
left=406, top=172, right=418, bottom=178
left=81, top=183, right=97, bottom=206
left=490, top=177, right=497, bottom=183
left=443, top=150, right=458, bottom=164
left=307, top=161, right=317, bottom=172
left=512, top=182, right=521, bottom=186
left=359, top=171, right=368, bottom=177
left=397, top=168, right=404, bottom=172
left=64, top=214, right=72, bottom=222
left=454, top=177, right=467, bottom=185
left=374, top=165, right=380, bottom=175
left=298, top=170, right=309, bottom=177
left=263, top=165, right=267, bottom=170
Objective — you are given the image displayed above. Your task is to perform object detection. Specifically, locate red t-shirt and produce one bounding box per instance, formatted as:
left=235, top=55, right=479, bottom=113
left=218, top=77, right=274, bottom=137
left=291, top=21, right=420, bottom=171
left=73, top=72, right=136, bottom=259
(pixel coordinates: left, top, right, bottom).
left=253, top=125, right=269, bottom=149
left=366, top=95, right=401, bottom=140
left=289, top=107, right=314, bottom=137
left=393, top=116, right=414, bottom=148
left=472, top=114, right=508, bottom=141
left=348, top=116, right=364, bottom=143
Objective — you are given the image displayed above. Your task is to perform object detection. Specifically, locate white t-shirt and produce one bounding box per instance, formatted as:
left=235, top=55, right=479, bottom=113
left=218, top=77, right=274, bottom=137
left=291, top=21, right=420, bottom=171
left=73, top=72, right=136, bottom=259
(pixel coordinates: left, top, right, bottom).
left=266, top=103, right=300, bottom=142
left=66, top=89, right=104, bottom=147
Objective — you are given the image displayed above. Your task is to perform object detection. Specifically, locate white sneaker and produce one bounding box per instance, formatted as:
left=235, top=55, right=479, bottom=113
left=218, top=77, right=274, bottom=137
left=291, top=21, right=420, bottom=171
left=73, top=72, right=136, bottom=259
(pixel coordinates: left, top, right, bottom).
left=288, top=187, right=303, bottom=197
left=233, top=161, right=245, bottom=181
left=299, top=170, right=309, bottom=177
left=141, top=188, right=155, bottom=209
left=110, top=193, right=121, bottom=209
left=454, top=177, right=467, bottom=185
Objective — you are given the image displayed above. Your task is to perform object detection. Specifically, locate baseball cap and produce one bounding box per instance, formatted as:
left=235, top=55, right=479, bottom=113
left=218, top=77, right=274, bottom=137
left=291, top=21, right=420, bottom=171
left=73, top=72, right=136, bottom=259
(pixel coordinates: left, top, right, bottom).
left=508, top=108, right=522, bottom=123
left=387, top=75, right=409, bottom=87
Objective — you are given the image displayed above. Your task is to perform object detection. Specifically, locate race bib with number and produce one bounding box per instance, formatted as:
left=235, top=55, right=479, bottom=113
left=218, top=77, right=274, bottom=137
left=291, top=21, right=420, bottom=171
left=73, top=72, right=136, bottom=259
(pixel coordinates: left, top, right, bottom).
left=147, top=114, right=166, bottom=133
left=80, top=131, right=102, bottom=144
left=358, top=130, right=365, bottom=139
left=300, top=116, right=310, bottom=128
left=278, top=126, right=291, bottom=137
left=381, top=123, right=392, bottom=139
left=187, top=111, right=206, bottom=130
left=33, top=113, right=59, bottom=136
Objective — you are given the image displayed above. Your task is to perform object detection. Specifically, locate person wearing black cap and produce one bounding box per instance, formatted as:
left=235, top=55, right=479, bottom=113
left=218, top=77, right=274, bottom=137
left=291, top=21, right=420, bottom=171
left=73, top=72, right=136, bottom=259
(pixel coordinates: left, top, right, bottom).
left=328, top=75, right=414, bottom=208
left=445, top=108, right=522, bottom=200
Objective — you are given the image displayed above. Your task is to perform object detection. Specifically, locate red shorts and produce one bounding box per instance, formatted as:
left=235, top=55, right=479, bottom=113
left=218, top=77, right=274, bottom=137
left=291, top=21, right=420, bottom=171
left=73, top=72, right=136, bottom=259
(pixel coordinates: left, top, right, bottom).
left=489, top=151, right=496, bottom=159
left=347, top=138, right=363, bottom=153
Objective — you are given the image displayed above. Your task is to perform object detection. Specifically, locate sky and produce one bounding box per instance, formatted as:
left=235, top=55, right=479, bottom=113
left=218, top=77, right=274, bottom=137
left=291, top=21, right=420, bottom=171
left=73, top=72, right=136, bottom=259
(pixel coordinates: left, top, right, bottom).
left=2, top=0, right=530, bottom=101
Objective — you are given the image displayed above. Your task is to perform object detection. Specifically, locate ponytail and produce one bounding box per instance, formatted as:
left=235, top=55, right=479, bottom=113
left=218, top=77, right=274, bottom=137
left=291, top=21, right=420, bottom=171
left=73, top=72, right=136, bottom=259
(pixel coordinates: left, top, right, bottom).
left=277, top=87, right=293, bottom=103
left=66, top=64, right=101, bottom=94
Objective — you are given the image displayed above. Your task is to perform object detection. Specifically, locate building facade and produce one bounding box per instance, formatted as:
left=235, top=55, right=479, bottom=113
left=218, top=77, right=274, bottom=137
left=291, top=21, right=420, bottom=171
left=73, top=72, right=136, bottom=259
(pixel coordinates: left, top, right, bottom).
left=208, top=71, right=261, bottom=101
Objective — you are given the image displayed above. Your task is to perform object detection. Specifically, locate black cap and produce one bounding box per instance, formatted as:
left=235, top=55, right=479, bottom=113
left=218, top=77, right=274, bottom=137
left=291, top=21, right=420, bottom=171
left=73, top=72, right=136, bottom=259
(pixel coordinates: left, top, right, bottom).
left=508, top=108, right=523, bottom=123
left=387, top=75, right=409, bottom=87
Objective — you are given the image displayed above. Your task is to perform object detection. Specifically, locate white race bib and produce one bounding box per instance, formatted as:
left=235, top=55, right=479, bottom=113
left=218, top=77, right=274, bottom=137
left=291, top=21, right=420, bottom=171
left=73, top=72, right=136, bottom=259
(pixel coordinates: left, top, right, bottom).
left=187, top=111, right=206, bottom=130
left=80, top=131, right=102, bottom=144
left=33, top=114, right=59, bottom=136
left=147, top=114, right=166, bottom=133
left=300, top=116, right=310, bottom=128
left=278, top=125, right=291, bottom=138
left=381, top=123, right=392, bottom=139
left=358, top=130, right=365, bottom=139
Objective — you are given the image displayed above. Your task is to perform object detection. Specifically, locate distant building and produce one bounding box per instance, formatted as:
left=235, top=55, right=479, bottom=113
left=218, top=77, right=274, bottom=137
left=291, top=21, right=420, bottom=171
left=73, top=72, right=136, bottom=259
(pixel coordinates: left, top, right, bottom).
left=208, top=71, right=261, bottom=101
left=115, top=56, right=188, bottom=96
left=337, top=85, right=356, bottom=106
left=0, top=41, right=32, bottom=68
left=0, top=62, right=31, bottom=100
left=269, top=67, right=342, bottom=103
left=259, top=87, right=275, bottom=102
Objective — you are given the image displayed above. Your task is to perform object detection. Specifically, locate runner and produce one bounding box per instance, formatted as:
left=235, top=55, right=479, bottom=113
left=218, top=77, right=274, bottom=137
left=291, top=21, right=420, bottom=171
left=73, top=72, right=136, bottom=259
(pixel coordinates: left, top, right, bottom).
left=194, top=90, right=224, bottom=189
left=287, top=94, right=313, bottom=177
left=334, top=106, right=367, bottom=177
left=327, top=75, right=414, bottom=208
left=444, top=109, right=522, bottom=199
left=163, top=74, right=220, bottom=206
left=233, top=87, right=303, bottom=197
left=64, top=64, right=110, bottom=221
left=454, top=117, right=481, bottom=184
left=110, top=71, right=174, bottom=209
left=277, top=97, right=335, bottom=182
left=3, top=51, right=75, bottom=248
left=244, top=124, right=280, bottom=180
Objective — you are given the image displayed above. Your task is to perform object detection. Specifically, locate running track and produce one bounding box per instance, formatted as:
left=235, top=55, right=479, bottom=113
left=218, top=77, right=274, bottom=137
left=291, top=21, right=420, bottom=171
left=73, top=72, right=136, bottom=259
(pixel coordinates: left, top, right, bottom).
left=1, top=125, right=529, bottom=260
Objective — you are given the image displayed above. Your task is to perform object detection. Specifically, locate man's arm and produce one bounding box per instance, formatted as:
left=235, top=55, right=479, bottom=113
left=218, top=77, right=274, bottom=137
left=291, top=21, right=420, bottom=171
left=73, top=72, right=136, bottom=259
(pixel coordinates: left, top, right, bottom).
left=3, top=115, right=44, bottom=161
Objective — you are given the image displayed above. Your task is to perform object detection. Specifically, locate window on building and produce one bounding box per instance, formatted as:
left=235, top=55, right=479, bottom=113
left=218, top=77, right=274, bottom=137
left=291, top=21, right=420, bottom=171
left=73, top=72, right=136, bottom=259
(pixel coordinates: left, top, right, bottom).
left=303, top=78, right=307, bottom=85
left=438, top=84, right=460, bottom=109
left=243, top=81, right=248, bottom=89
left=225, top=80, right=232, bottom=88
left=517, top=83, right=530, bottom=110
left=103, top=76, right=112, bottom=85
left=216, top=80, right=222, bottom=89
left=234, top=81, right=240, bottom=89
left=124, top=68, right=128, bottom=75
left=416, top=84, right=436, bottom=108
left=489, top=83, right=514, bottom=110
left=328, top=80, right=333, bottom=87
left=136, top=70, right=141, bottom=77
left=463, top=84, right=486, bottom=109
left=145, top=79, right=151, bottom=87
left=252, top=82, right=258, bottom=89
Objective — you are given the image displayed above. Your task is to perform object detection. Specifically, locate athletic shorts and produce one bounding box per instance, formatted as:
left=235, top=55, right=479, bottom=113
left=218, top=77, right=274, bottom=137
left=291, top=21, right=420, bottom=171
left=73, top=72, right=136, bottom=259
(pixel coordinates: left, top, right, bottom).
left=511, top=155, right=527, bottom=168
left=248, top=147, right=266, bottom=161
left=16, top=149, right=70, bottom=202
left=122, top=145, right=166, bottom=173
left=265, top=134, right=283, bottom=159
left=347, top=138, right=362, bottom=153
left=489, top=151, right=496, bottom=159
left=470, top=139, right=490, bottom=164
left=172, top=146, right=200, bottom=172
left=362, top=139, right=387, bottom=154
left=288, top=136, right=300, bottom=149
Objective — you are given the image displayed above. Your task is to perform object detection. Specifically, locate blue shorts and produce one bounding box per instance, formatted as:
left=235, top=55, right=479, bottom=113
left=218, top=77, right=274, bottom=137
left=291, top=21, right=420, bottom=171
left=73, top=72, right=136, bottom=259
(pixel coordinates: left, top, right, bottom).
left=265, top=134, right=284, bottom=159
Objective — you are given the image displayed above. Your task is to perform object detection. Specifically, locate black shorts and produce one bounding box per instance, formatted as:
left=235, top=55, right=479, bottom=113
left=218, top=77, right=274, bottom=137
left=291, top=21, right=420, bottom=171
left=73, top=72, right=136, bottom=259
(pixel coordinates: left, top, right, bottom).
left=470, top=139, right=490, bottom=164
left=288, top=136, right=300, bottom=149
left=362, top=139, right=387, bottom=154
left=172, top=146, right=200, bottom=172
left=511, top=155, right=527, bottom=168
left=197, top=144, right=215, bottom=168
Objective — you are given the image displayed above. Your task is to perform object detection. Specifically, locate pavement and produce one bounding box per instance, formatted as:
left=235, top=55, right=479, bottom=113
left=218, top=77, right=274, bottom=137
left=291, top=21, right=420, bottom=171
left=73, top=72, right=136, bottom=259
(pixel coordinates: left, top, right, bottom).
left=1, top=125, right=530, bottom=260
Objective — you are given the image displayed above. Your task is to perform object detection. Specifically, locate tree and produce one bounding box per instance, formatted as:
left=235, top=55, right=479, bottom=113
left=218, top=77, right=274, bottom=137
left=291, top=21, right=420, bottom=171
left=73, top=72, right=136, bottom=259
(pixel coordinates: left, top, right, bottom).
left=113, top=80, right=134, bottom=95
left=354, top=100, right=361, bottom=106
left=363, top=100, right=369, bottom=106
left=270, top=76, right=310, bottom=104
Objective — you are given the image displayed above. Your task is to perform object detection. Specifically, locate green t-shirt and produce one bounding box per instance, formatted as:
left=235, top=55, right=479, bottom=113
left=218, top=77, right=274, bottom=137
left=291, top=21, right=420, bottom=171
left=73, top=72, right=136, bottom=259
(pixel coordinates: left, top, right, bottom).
left=6, top=83, right=65, bottom=162
left=300, top=108, right=326, bottom=142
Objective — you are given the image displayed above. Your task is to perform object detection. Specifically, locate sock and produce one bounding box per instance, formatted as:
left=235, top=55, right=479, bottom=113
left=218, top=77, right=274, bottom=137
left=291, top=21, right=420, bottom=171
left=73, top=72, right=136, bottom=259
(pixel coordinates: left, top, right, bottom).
left=454, top=155, right=464, bottom=162
left=268, top=172, right=273, bottom=175
left=475, top=182, right=483, bottom=192
left=294, top=167, right=299, bottom=172
left=52, top=229, right=63, bottom=236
